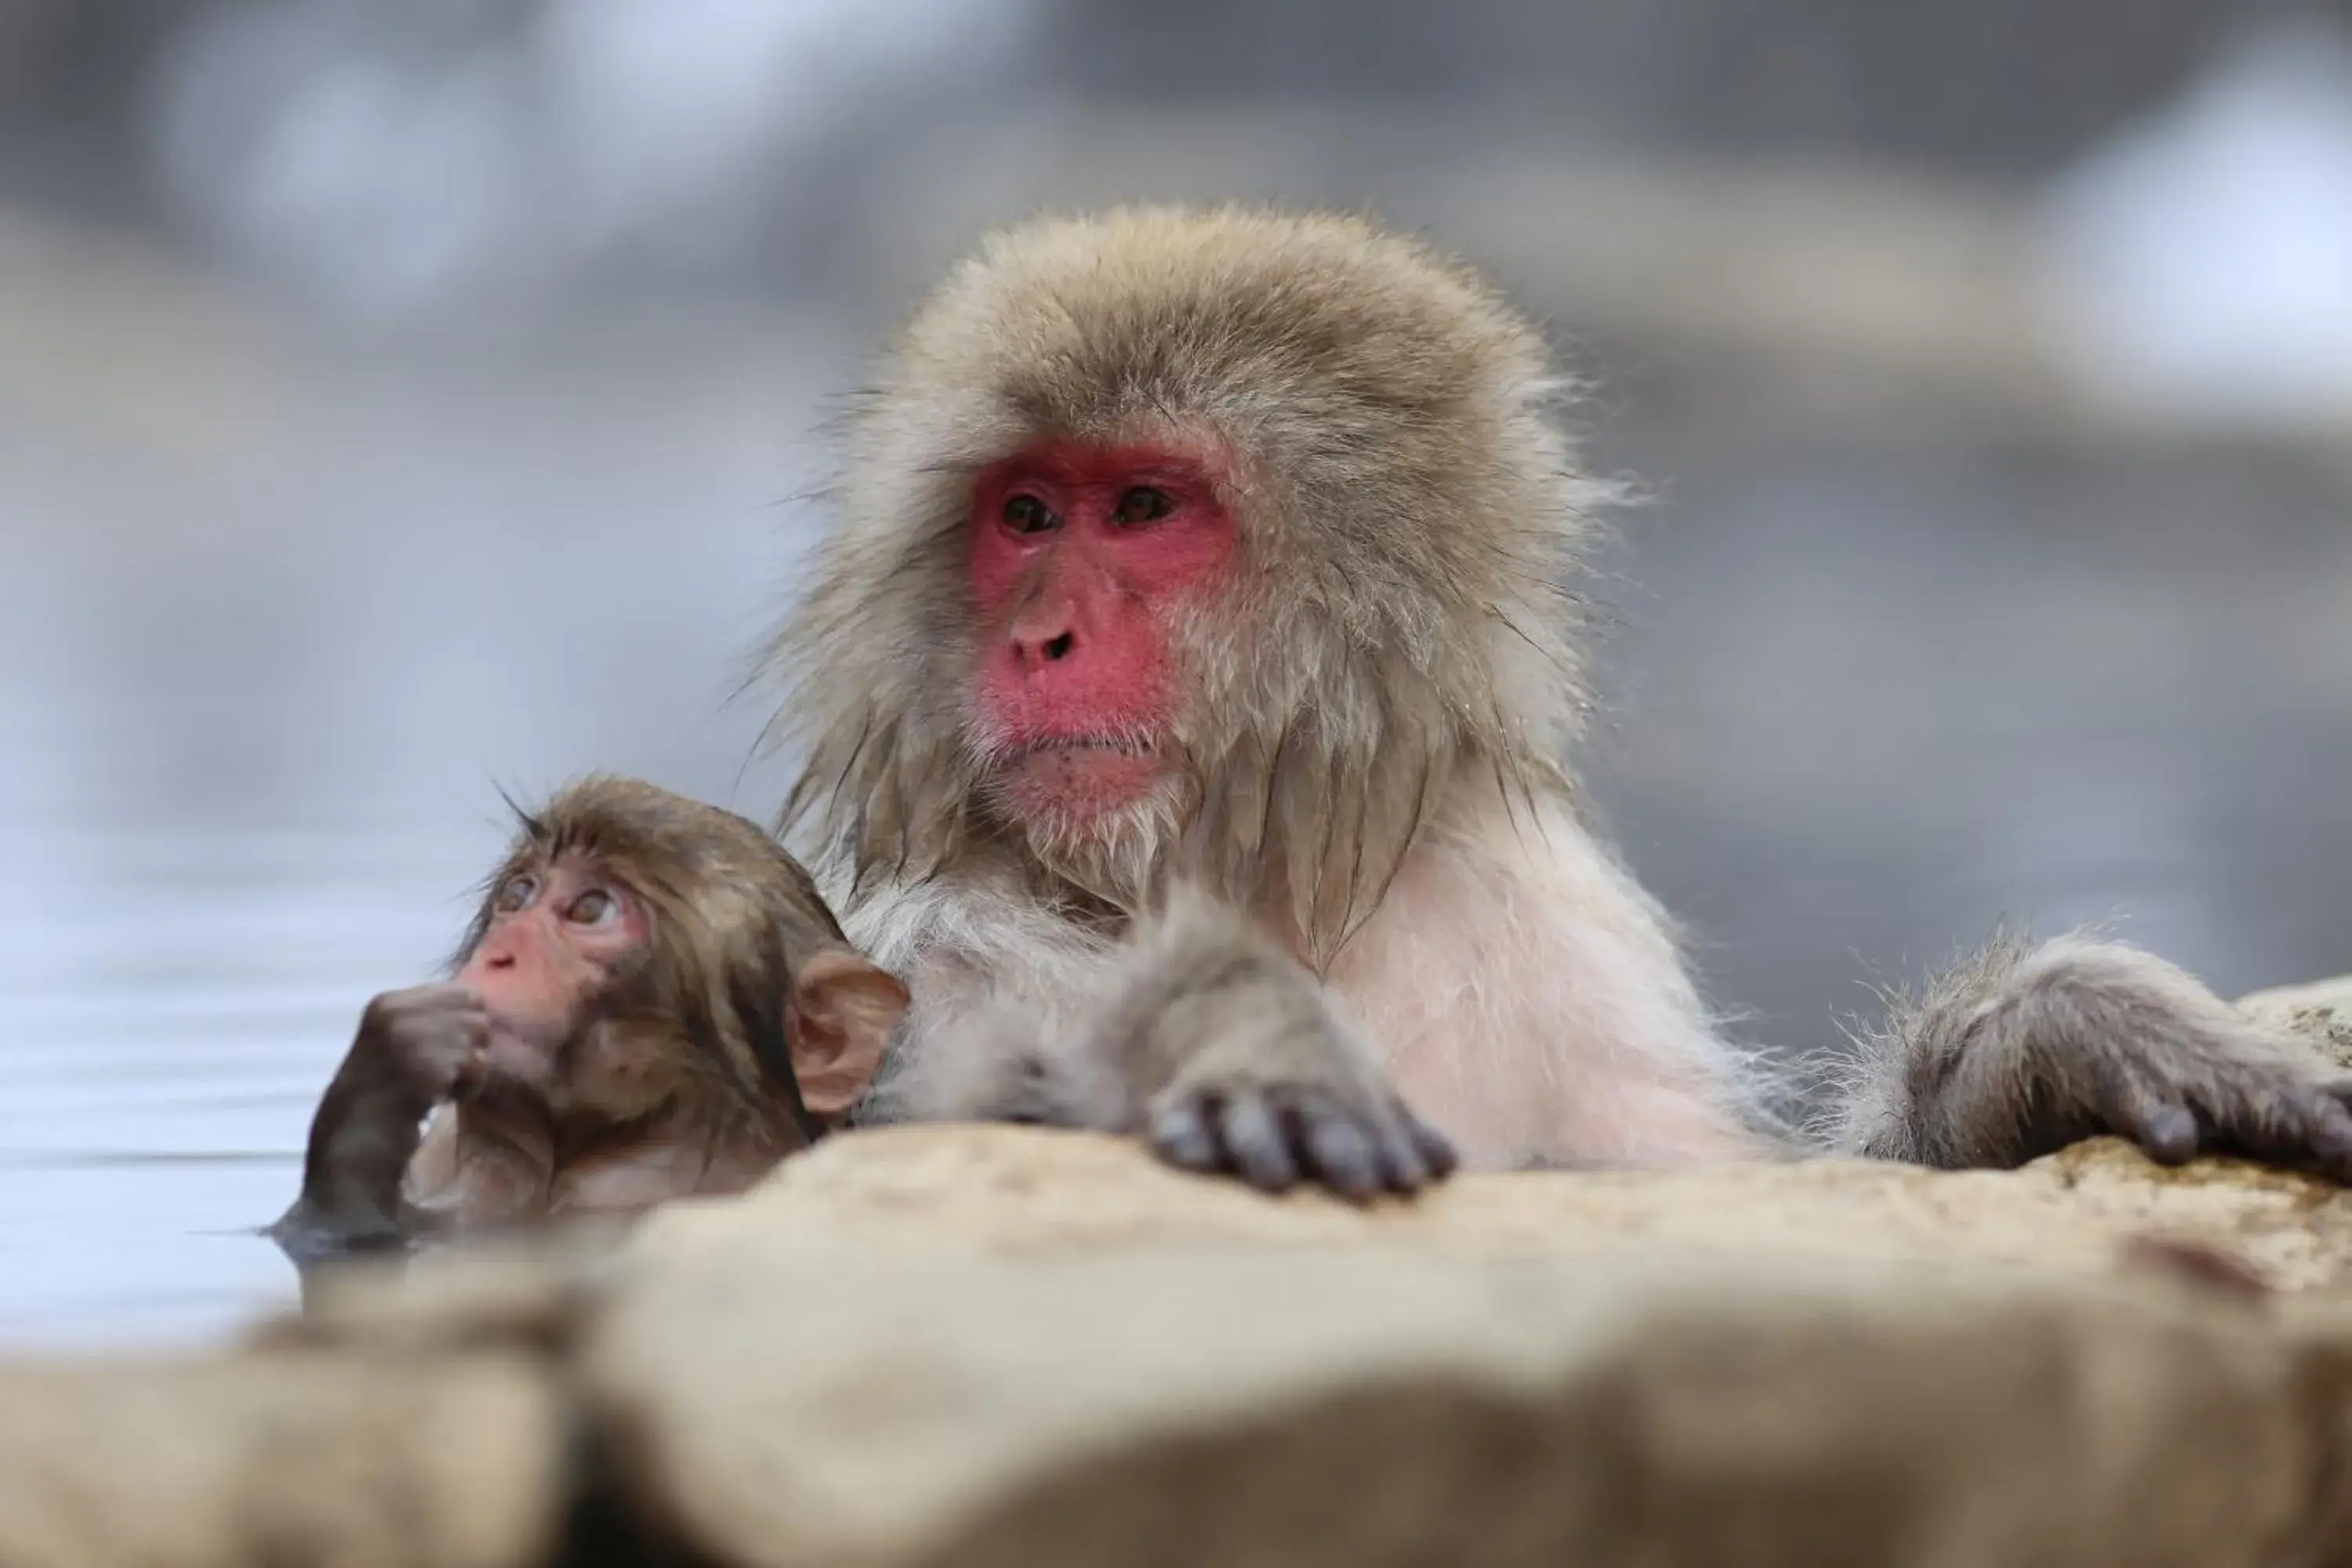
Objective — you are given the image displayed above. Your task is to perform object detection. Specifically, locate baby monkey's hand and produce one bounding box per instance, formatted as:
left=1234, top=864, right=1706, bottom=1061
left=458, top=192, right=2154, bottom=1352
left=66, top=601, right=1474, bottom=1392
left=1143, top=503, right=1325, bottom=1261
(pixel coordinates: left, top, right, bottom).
left=350, top=982, right=492, bottom=1120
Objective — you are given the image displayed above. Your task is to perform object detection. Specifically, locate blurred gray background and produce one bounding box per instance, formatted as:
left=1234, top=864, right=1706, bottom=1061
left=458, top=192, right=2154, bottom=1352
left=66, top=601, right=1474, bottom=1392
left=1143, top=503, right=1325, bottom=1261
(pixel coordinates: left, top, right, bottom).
left=5, top=0, right=2352, bottom=1344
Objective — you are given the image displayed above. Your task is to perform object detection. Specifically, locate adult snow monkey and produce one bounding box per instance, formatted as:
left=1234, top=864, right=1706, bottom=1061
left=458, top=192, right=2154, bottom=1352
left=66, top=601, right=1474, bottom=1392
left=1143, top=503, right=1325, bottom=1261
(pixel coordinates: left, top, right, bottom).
left=763, top=205, right=2352, bottom=1199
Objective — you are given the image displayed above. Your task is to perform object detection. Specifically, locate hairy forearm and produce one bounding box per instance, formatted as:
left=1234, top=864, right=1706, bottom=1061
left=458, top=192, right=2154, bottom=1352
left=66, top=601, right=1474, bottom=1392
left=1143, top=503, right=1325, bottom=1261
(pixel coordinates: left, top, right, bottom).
left=850, top=892, right=1324, bottom=1128
left=1824, top=931, right=2347, bottom=1172
left=858, top=885, right=1452, bottom=1196
left=278, top=1047, right=434, bottom=1258
left=1069, top=893, right=1331, bottom=1117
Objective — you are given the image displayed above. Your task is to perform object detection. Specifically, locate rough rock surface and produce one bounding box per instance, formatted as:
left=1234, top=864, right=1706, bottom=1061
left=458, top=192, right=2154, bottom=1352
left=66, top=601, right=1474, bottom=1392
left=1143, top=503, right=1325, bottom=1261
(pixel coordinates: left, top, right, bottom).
left=10, top=980, right=2352, bottom=1566
left=0, top=1348, right=566, bottom=1568
left=630, top=1122, right=2352, bottom=1294
left=579, top=1236, right=2352, bottom=1568
left=2243, top=975, right=2352, bottom=1072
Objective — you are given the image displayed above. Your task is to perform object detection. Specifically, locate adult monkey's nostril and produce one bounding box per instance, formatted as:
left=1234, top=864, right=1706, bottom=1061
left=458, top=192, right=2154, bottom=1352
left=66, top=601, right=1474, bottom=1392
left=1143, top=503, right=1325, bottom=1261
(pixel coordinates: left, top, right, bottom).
left=1043, top=632, right=1076, bottom=662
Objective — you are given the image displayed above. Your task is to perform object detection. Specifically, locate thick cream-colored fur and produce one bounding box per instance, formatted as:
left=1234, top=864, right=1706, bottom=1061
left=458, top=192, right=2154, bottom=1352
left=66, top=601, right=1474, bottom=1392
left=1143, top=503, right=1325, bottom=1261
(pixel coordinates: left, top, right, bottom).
left=770, top=205, right=1607, bottom=962
left=771, top=203, right=2338, bottom=1178
left=767, top=204, right=1744, bottom=1170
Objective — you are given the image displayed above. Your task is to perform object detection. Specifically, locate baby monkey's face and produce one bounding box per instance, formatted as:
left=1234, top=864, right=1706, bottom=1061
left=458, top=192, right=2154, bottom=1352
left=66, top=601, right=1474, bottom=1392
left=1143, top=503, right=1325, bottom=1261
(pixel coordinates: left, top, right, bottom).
left=441, top=775, right=907, bottom=1142
left=455, top=848, right=648, bottom=1098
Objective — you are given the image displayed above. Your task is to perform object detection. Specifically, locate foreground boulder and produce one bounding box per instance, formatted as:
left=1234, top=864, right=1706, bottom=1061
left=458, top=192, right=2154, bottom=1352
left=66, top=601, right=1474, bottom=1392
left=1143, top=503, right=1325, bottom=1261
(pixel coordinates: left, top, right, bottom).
left=574, top=1231, right=2352, bottom=1568
left=0, top=1348, right=565, bottom=1568
left=8, top=978, right=2352, bottom=1567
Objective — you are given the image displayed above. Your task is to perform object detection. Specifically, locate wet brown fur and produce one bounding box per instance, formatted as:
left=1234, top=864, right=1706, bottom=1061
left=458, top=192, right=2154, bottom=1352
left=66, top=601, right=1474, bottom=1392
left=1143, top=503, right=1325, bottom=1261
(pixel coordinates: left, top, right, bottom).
left=274, top=775, right=901, bottom=1276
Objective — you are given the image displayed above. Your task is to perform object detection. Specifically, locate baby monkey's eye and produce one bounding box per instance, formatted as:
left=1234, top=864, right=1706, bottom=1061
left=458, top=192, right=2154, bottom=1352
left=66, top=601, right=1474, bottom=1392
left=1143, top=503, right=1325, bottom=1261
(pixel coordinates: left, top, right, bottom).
left=565, top=888, right=620, bottom=927
left=1001, top=494, right=1058, bottom=534
left=1112, top=486, right=1174, bottom=526
left=493, top=873, right=539, bottom=913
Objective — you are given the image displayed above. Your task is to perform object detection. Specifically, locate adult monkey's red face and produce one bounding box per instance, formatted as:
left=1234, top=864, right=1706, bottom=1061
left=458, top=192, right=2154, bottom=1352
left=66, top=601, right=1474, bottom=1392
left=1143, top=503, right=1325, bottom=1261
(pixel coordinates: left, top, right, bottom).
left=771, top=203, right=1582, bottom=962
left=966, top=438, right=1238, bottom=833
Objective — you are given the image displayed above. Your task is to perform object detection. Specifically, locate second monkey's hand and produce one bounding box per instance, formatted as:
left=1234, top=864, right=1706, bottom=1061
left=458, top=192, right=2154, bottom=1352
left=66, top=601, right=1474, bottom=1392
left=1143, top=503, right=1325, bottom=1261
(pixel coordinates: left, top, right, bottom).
left=1849, top=936, right=2352, bottom=1182
left=1084, top=894, right=1458, bottom=1202
left=2062, top=1011, right=2352, bottom=1181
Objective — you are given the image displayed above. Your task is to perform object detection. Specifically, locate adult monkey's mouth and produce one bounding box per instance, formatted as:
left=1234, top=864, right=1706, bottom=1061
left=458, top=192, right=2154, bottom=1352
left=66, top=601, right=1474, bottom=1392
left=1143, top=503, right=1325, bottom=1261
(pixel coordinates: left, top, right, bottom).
left=996, top=733, right=1171, bottom=820
left=1023, top=734, right=1158, bottom=757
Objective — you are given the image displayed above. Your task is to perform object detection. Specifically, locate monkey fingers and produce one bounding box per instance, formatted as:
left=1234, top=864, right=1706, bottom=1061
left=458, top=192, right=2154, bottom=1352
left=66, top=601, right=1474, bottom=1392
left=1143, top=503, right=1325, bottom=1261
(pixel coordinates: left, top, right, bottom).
left=1147, top=1082, right=1452, bottom=1203
left=362, top=982, right=492, bottom=1106
left=1215, top=1094, right=1302, bottom=1191
left=2101, top=1078, right=2201, bottom=1166
left=2100, top=1062, right=2352, bottom=1182
left=2198, top=1080, right=2352, bottom=1182
left=1406, top=1112, right=1461, bottom=1181
left=1298, top=1087, right=1458, bottom=1196
left=1149, top=1091, right=1303, bottom=1189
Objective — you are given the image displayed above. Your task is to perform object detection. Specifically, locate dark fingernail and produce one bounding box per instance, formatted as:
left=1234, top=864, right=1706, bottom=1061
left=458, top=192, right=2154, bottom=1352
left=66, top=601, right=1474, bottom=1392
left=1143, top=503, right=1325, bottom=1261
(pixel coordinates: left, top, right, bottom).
left=1151, top=1107, right=1219, bottom=1172
left=1374, top=1123, right=1431, bottom=1194
left=2306, top=1099, right=2352, bottom=1181
left=1410, top=1116, right=1460, bottom=1178
left=1300, top=1115, right=1380, bottom=1203
left=1219, top=1099, right=1300, bottom=1192
left=2141, top=1104, right=2198, bottom=1164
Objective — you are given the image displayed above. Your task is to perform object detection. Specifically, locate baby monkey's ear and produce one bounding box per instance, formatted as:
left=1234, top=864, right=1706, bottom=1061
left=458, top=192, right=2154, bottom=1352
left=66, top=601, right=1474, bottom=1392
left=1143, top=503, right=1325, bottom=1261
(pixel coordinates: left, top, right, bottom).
left=786, top=947, right=910, bottom=1118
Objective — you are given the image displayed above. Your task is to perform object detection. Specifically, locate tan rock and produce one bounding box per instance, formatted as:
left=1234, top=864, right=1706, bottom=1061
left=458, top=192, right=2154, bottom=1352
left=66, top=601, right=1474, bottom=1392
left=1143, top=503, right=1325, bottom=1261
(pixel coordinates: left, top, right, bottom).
left=578, top=1234, right=2352, bottom=1568
left=625, top=1121, right=2352, bottom=1293
left=0, top=1347, right=567, bottom=1568
left=561, top=1124, right=2352, bottom=1566
left=2241, top=975, right=2352, bottom=1071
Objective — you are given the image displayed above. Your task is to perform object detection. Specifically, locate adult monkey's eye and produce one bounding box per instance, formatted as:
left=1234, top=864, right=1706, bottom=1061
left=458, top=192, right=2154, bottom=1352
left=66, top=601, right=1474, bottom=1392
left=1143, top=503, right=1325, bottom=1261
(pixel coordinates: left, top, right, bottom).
left=1002, top=494, right=1058, bottom=534
left=1112, top=486, right=1174, bottom=526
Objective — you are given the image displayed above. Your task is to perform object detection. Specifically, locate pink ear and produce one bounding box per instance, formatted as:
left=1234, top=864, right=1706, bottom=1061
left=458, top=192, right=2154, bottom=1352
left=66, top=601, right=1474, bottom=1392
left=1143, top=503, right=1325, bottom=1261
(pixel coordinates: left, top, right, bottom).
left=786, top=947, right=909, bottom=1118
